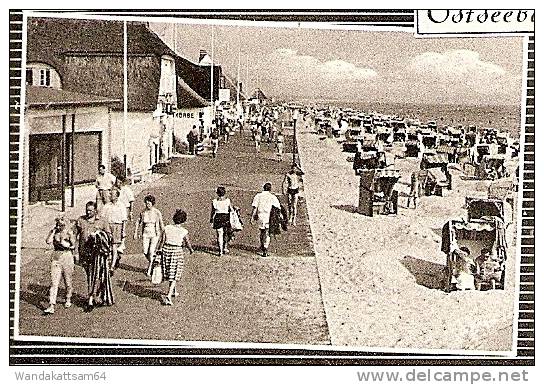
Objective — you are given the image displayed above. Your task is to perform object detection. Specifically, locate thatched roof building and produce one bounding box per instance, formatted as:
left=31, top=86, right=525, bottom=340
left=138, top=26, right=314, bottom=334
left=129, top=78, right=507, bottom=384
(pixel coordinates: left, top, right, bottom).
left=250, top=88, right=268, bottom=102
left=27, top=17, right=205, bottom=112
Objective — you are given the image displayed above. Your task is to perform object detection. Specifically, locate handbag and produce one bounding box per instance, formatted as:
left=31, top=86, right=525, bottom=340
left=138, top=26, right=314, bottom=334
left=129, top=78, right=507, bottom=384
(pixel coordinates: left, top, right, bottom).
left=150, top=253, right=163, bottom=285
left=229, top=206, right=243, bottom=231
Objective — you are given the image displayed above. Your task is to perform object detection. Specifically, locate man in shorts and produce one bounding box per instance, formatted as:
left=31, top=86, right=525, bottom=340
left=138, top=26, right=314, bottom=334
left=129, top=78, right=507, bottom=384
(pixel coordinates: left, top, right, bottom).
left=282, top=164, right=304, bottom=226
left=250, top=183, right=281, bottom=257
left=95, top=165, right=116, bottom=213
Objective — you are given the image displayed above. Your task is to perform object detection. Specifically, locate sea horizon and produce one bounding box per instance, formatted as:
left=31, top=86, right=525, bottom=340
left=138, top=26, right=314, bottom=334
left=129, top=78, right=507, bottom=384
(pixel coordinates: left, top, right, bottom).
left=279, top=99, right=522, bottom=136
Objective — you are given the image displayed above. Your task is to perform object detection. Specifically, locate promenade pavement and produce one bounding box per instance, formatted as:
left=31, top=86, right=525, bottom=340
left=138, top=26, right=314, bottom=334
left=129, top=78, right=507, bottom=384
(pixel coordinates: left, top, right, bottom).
left=17, top=122, right=330, bottom=345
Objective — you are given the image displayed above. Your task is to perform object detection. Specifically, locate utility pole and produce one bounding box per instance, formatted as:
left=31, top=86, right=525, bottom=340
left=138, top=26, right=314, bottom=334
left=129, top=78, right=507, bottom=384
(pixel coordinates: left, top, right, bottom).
left=237, top=40, right=241, bottom=120
left=123, top=21, right=128, bottom=175
left=292, top=109, right=299, bottom=165
left=210, top=25, right=215, bottom=120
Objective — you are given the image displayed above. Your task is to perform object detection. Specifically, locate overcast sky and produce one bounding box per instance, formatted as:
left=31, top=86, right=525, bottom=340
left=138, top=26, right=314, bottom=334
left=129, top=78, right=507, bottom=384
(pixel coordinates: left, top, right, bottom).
left=151, top=22, right=524, bottom=106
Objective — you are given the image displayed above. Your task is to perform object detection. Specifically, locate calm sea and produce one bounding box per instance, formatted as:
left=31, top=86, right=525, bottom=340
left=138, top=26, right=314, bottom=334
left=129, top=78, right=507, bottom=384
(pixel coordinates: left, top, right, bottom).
left=314, top=102, right=521, bottom=137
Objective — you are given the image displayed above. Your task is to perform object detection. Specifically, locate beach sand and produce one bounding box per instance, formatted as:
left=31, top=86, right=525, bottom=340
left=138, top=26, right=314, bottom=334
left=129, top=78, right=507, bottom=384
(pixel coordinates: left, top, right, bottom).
left=296, top=119, right=518, bottom=352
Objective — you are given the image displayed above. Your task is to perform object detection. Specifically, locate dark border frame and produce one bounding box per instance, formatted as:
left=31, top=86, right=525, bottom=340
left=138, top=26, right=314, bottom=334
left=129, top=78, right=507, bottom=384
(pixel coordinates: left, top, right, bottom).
left=8, top=9, right=535, bottom=365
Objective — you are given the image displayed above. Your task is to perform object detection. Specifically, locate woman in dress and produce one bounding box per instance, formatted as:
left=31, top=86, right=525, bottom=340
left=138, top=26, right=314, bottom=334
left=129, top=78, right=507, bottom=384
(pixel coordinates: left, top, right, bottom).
left=210, top=186, right=233, bottom=256
left=156, top=209, right=193, bottom=305
left=134, top=195, right=164, bottom=276
left=75, top=201, right=113, bottom=312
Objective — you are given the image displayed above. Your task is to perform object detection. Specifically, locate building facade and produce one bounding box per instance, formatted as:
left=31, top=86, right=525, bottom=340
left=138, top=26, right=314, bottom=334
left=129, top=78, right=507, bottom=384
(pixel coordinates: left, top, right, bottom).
left=26, top=17, right=180, bottom=179
left=22, top=86, right=119, bottom=221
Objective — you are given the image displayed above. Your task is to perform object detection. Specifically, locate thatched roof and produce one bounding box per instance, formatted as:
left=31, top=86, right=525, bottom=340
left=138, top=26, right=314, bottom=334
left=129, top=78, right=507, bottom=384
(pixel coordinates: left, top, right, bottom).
left=251, top=88, right=267, bottom=101
left=27, top=17, right=175, bottom=60
left=26, top=17, right=175, bottom=112
left=223, top=73, right=246, bottom=101
left=174, top=55, right=222, bottom=102
left=176, top=76, right=209, bottom=108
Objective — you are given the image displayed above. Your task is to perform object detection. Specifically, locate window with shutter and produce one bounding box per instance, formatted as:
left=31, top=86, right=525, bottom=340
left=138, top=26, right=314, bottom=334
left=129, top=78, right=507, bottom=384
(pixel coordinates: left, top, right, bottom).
left=26, top=68, right=33, bottom=85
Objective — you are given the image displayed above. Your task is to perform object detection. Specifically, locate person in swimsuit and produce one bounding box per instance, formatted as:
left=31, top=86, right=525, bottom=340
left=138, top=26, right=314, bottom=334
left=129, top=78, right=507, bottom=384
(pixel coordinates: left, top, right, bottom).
left=282, top=164, right=304, bottom=226
left=134, top=195, right=164, bottom=275
left=276, top=131, right=285, bottom=162
left=254, top=129, right=261, bottom=153
left=407, top=171, right=419, bottom=209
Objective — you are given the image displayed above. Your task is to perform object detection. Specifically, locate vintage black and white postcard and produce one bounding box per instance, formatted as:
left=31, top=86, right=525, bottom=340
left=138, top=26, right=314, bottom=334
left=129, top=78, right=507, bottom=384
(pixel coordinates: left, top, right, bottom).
left=8, top=9, right=535, bottom=369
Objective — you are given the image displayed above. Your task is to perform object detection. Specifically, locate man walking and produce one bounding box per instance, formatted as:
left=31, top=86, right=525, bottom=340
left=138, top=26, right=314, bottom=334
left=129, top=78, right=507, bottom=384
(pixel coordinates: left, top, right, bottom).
left=187, top=126, right=196, bottom=155
left=282, top=164, right=304, bottom=226
left=101, top=189, right=127, bottom=273
left=95, top=165, right=116, bottom=213
left=250, top=183, right=281, bottom=257
left=210, top=128, right=220, bottom=158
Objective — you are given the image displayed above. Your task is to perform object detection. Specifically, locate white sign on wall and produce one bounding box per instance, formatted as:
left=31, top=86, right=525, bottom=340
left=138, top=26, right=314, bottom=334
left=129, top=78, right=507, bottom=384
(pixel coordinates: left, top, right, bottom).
left=218, top=89, right=231, bottom=102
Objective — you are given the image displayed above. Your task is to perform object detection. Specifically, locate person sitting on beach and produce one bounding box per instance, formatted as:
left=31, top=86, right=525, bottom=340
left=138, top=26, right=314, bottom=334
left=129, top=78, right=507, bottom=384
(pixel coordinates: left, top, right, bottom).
left=451, top=247, right=476, bottom=290
left=475, top=248, right=502, bottom=289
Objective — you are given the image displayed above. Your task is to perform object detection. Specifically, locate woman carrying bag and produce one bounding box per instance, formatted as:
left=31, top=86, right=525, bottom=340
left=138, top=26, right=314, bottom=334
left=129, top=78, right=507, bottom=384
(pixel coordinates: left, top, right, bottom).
left=210, top=186, right=233, bottom=256
left=155, top=209, right=194, bottom=305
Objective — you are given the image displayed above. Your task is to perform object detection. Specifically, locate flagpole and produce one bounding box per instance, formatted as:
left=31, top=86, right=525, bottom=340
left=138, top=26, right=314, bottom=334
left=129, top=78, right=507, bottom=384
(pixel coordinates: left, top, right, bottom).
left=236, top=36, right=241, bottom=118
left=210, top=25, right=215, bottom=121
left=172, top=22, right=177, bottom=156
left=123, top=21, right=128, bottom=176
left=246, top=54, right=249, bottom=100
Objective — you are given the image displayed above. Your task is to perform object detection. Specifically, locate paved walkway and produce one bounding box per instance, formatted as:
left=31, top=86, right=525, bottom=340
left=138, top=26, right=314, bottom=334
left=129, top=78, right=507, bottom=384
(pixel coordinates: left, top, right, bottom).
left=17, top=123, right=330, bottom=345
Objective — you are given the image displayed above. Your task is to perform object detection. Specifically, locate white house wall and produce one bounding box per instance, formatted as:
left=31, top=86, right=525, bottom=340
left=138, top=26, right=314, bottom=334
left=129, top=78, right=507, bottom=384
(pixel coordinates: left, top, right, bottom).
left=110, top=111, right=162, bottom=176
left=21, top=105, right=113, bottom=225
left=159, top=56, right=177, bottom=102
left=173, top=108, right=202, bottom=144
left=26, top=63, right=62, bottom=89
left=21, top=114, right=31, bottom=225
left=202, top=106, right=213, bottom=136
